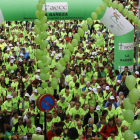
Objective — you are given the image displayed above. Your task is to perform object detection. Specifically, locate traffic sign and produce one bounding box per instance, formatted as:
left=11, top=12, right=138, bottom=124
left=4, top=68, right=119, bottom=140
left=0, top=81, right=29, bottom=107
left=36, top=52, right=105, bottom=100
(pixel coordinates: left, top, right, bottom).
left=39, top=94, right=55, bottom=112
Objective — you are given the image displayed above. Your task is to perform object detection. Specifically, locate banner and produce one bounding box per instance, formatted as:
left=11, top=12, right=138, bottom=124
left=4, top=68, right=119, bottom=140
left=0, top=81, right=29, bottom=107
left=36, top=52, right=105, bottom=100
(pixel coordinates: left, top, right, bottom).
left=0, top=9, right=4, bottom=25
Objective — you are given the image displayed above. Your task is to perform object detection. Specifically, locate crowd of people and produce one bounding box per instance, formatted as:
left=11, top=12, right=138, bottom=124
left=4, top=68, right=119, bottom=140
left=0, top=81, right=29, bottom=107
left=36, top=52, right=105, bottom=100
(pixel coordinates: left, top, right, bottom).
left=0, top=0, right=140, bottom=140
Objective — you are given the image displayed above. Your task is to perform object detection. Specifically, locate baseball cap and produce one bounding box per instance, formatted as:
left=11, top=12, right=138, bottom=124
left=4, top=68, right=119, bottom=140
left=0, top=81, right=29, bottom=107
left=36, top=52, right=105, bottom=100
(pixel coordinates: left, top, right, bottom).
left=105, top=86, right=110, bottom=90
left=20, top=53, right=24, bottom=57
left=97, top=86, right=101, bottom=89
left=59, top=47, right=62, bottom=50
left=55, top=56, right=59, bottom=60
left=110, top=96, right=115, bottom=100
left=135, top=71, right=139, bottom=75
left=7, top=48, right=10, bottom=51
left=51, top=53, right=54, bottom=57
left=22, top=48, right=25, bottom=51
left=37, top=69, right=40, bottom=73
left=134, top=134, right=138, bottom=139
left=11, top=70, right=14, bottom=74
left=96, top=105, right=100, bottom=111
left=59, top=38, right=62, bottom=41
left=62, top=28, right=65, bottom=30
left=90, top=56, right=94, bottom=59
left=34, top=89, right=37, bottom=93
left=81, top=73, right=85, bottom=76
left=7, top=95, right=13, bottom=99
left=25, top=93, right=29, bottom=97
left=93, top=88, right=97, bottom=94
left=49, top=31, right=52, bottom=33
left=104, top=48, right=108, bottom=51
left=36, top=127, right=41, bottom=133
left=19, top=58, right=23, bottom=62
left=10, top=60, right=14, bottom=63
left=35, top=75, right=41, bottom=80
left=117, top=80, right=121, bottom=84
left=9, top=44, right=13, bottom=47
left=4, top=44, right=7, bottom=47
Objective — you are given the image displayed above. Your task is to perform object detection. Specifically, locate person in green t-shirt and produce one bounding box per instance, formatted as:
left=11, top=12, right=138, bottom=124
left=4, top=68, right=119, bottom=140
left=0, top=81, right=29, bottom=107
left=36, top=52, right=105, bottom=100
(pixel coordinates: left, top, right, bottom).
left=25, top=119, right=36, bottom=139
left=107, top=131, right=119, bottom=140
left=52, top=128, right=63, bottom=140
left=32, top=127, right=44, bottom=140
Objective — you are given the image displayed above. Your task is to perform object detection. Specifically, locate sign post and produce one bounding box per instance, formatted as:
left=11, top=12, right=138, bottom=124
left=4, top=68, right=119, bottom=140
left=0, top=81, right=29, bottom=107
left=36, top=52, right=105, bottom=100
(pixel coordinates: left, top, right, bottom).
left=37, top=94, right=55, bottom=140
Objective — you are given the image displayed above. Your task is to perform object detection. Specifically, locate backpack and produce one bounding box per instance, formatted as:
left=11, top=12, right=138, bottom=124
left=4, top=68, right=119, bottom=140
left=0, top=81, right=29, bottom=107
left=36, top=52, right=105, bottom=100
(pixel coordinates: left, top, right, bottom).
left=104, top=123, right=117, bottom=133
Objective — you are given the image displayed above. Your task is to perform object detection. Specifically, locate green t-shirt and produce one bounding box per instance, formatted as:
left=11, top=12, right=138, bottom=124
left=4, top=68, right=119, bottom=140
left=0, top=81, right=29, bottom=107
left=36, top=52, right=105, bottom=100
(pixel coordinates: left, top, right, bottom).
left=57, top=100, right=68, bottom=111
left=25, top=125, right=36, bottom=134
left=12, top=97, right=19, bottom=110
left=12, top=125, right=26, bottom=137
left=51, top=116, right=61, bottom=124
left=19, top=100, right=30, bottom=111
left=4, top=100, right=12, bottom=112
left=69, top=107, right=83, bottom=119
left=115, top=107, right=125, bottom=121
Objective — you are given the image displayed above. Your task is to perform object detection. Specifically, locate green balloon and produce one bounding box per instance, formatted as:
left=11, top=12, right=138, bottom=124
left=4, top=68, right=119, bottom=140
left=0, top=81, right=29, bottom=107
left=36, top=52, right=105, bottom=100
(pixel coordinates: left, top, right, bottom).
left=91, top=12, right=98, bottom=20
left=68, top=44, right=74, bottom=52
left=96, top=7, right=102, bottom=15
left=39, top=0, right=46, bottom=4
left=64, top=50, right=71, bottom=56
left=56, top=64, right=63, bottom=73
left=128, top=11, right=134, bottom=20
left=52, top=77, right=59, bottom=85
left=124, top=110, right=134, bottom=123
left=41, top=82, right=48, bottom=88
left=38, top=62, right=44, bottom=69
left=43, top=50, right=48, bottom=55
left=124, top=130, right=134, bottom=140
left=35, top=54, right=41, bottom=60
left=82, top=23, right=88, bottom=31
left=59, top=58, right=66, bottom=66
left=123, top=9, right=128, bottom=17
left=35, top=11, right=40, bottom=19
left=45, top=58, right=51, bottom=66
left=72, top=39, right=78, bottom=46
left=34, top=26, right=41, bottom=34
left=43, top=66, right=50, bottom=73
left=40, top=23, right=48, bottom=32
left=45, top=73, right=50, bottom=80
left=36, top=3, right=43, bottom=11
left=54, top=70, right=61, bottom=78
left=35, top=36, right=42, bottom=45
left=41, top=56, right=47, bottom=63
left=107, top=1, right=112, bottom=7
left=37, top=87, right=45, bottom=95
left=117, top=3, right=123, bottom=12
left=125, top=75, right=136, bottom=90
left=40, top=40, right=48, bottom=50
left=47, top=87, right=54, bottom=95
left=51, top=81, right=57, bottom=89
left=34, top=19, right=41, bottom=27
left=39, top=10, right=45, bottom=19
left=100, top=3, right=106, bottom=11
left=40, top=16, right=47, bottom=24
left=40, top=73, right=47, bottom=80
left=129, top=88, right=140, bottom=103
left=78, top=28, right=84, bottom=37
left=64, top=55, right=70, bottom=62
left=138, top=20, right=140, bottom=28
left=87, top=18, right=93, bottom=26
left=123, top=98, right=134, bottom=111
left=130, top=120, right=140, bottom=132
left=133, top=16, right=138, bottom=24
left=73, top=33, right=80, bottom=42
left=112, top=1, right=118, bottom=9
left=40, top=32, right=48, bottom=40
left=36, top=49, right=43, bottom=56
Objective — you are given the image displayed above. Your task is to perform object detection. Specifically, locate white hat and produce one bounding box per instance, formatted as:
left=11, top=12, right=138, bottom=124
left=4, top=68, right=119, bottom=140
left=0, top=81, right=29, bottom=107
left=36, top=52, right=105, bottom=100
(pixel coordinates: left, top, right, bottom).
left=92, top=52, right=96, bottom=55
left=102, top=30, right=105, bottom=33
left=10, top=60, right=14, bottom=63
left=81, top=73, right=85, bottom=76
left=23, top=22, right=26, bottom=24
left=54, top=41, right=57, bottom=43
left=36, top=75, right=41, bottom=80
left=7, top=48, right=10, bottom=51
left=62, top=28, right=65, bottom=31
left=7, top=95, right=13, bottom=99
left=55, top=56, right=59, bottom=60
left=25, top=93, right=29, bottom=97
left=11, top=47, right=14, bottom=49
left=69, top=35, right=72, bottom=37
left=104, top=48, right=108, bottom=51
left=11, top=70, right=14, bottom=73
left=57, top=53, right=61, bottom=57
left=32, top=27, right=34, bottom=29
left=88, top=87, right=93, bottom=91
left=60, top=20, right=63, bottom=23
left=86, top=31, right=88, bottom=33
left=96, top=28, right=99, bottom=31
left=96, top=105, right=100, bottom=110
left=49, top=31, right=52, bottom=33
left=97, top=50, right=100, bottom=52
left=46, top=38, right=50, bottom=41
left=135, top=71, right=139, bottom=75
left=19, top=53, right=23, bottom=57
left=97, top=86, right=101, bottom=89
left=110, top=96, right=115, bottom=100
left=34, top=89, right=37, bottom=93
left=52, top=51, right=56, bottom=54
left=134, top=134, right=138, bottom=139
left=56, top=31, right=59, bottom=33
left=85, top=40, right=88, bottom=42
left=93, top=88, right=97, bottom=94
left=37, top=69, right=40, bottom=73
left=86, top=44, right=89, bottom=46
left=19, top=58, right=23, bottom=62
left=6, top=25, right=9, bottom=28
left=112, top=46, right=114, bottom=48
left=36, top=127, right=41, bottom=133
left=9, top=44, right=13, bottom=47
left=59, top=38, right=62, bottom=41
left=105, top=86, right=110, bottom=90
left=10, top=56, right=15, bottom=59
left=59, top=47, right=62, bottom=50
left=1, top=39, right=4, bottom=42
left=90, top=56, right=94, bottom=59
left=117, top=80, right=121, bottom=84
left=4, top=44, right=7, bottom=47
left=51, top=53, right=54, bottom=57
left=74, top=64, right=78, bottom=67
